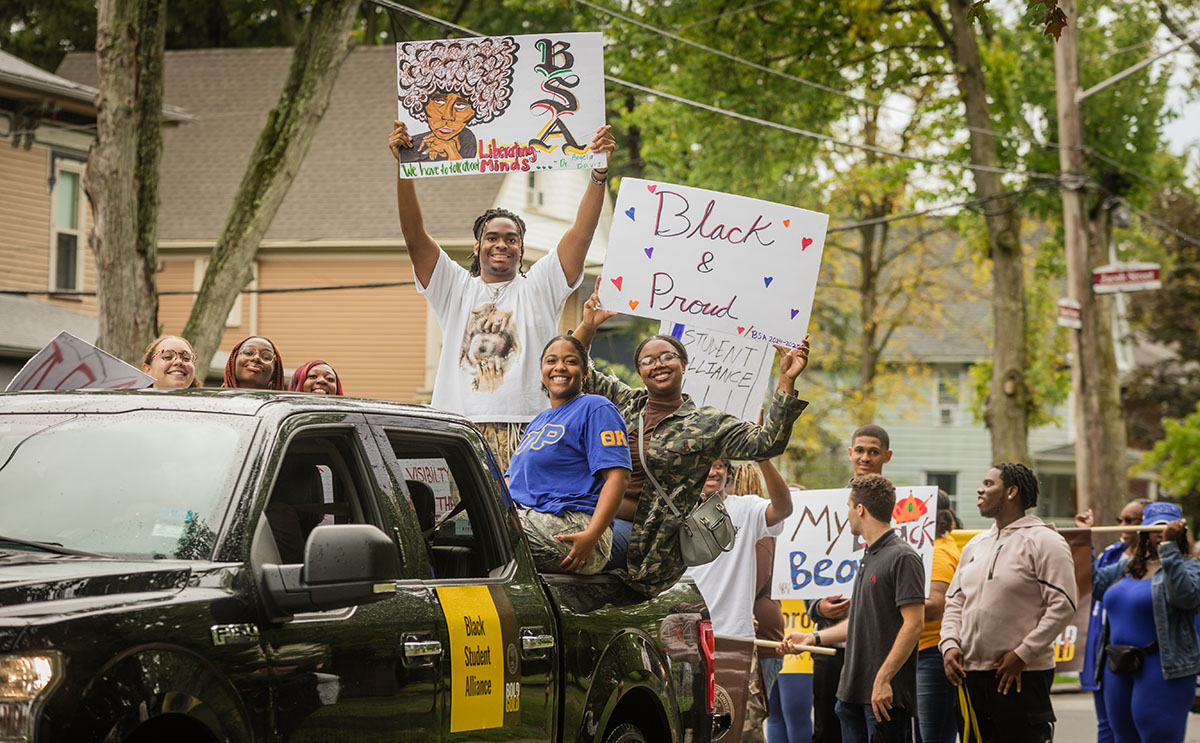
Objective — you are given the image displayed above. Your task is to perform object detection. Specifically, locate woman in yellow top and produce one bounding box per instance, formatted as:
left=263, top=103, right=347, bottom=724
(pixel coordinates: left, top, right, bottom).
left=916, top=491, right=961, bottom=743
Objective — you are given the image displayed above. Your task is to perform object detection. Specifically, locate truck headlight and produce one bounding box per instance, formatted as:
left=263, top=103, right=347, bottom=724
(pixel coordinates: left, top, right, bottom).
left=0, top=653, right=61, bottom=742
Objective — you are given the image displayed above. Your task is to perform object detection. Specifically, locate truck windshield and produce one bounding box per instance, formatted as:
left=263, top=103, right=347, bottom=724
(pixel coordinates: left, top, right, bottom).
left=0, top=411, right=256, bottom=560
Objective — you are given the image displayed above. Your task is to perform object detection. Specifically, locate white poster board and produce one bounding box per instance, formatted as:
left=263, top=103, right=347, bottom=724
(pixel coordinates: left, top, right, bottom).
left=599, top=178, right=829, bottom=348
left=771, top=486, right=938, bottom=600
left=396, top=33, right=607, bottom=178
left=5, top=331, right=154, bottom=392
left=661, top=321, right=774, bottom=421
left=397, top=458, right=456, bottom=519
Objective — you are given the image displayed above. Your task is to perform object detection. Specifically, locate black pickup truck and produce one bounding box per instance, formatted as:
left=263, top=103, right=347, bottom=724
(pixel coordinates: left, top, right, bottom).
left=0, top=391, right=716, bottom=743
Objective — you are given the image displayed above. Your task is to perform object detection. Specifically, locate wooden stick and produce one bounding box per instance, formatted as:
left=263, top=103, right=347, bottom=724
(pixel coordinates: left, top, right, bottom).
left=752, top=638, right=837, bottom=655
left=1085, top=525, right=1168, bottom=533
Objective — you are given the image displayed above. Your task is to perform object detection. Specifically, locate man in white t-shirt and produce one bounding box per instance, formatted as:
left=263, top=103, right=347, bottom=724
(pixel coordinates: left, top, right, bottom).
left=687, top=457, right=794, bottom=639
left=388, top=120, right=616, bottom=468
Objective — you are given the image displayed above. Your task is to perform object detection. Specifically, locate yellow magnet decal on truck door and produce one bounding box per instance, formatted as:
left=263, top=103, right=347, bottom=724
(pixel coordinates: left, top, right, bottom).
left=437, top=585, right=504, bottom=732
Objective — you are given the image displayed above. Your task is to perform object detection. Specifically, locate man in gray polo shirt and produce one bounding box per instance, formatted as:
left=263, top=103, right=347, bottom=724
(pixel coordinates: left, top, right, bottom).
left=783, top=473, right=925, bottom=743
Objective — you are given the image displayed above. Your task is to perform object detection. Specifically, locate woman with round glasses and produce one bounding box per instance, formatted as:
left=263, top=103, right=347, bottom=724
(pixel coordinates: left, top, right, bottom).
left=140, top=336, right=201, bottom=388
left=222, top=336, right=285, bottom=390
left=572, top=279, right=810, bottom=597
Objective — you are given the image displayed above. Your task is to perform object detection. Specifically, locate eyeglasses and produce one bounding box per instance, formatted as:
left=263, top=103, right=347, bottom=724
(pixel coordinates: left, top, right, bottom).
left=239, top=346, right=275, bottom=363
left=156, top=349, right=196, bottom=364
left=638, top=351, right=681, bottom=368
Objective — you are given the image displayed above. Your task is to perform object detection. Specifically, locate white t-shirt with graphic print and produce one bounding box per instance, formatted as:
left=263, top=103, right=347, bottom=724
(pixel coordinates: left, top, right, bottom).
left=416, top=248, right=582, bottom=423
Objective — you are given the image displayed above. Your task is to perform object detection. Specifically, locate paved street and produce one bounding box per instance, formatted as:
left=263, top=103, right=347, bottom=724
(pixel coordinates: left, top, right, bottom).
left=1052, top=690, right=1200, bottom=742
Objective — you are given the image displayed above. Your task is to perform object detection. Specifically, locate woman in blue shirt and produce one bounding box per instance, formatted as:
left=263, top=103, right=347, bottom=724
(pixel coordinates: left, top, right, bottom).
left=1093, top=501, right=1200, bottom=743
left=1074, top=499, right=1148, bottom=743
left=506, top=335, right=631, bottom=574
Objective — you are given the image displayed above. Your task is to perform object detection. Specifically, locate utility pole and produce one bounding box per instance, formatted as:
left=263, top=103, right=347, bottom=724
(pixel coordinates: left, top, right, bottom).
left=1053, top=0, right=1128, bottom=524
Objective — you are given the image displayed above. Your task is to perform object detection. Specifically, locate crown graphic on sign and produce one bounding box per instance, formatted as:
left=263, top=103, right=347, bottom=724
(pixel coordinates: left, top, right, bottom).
left=892, top=492, right=928, bottom=524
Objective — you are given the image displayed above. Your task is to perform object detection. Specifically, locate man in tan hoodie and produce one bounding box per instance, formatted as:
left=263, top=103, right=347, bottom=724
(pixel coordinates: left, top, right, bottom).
left=939, top=462, right=1076, bottom=742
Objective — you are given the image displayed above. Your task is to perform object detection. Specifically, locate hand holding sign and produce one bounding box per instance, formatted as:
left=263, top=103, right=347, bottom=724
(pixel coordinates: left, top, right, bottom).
left=600, top=179, right=828, bottom=347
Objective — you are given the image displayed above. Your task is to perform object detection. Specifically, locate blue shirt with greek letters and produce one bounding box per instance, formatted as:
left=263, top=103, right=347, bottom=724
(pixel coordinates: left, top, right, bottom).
left=506, top=394, right=632, bottom=515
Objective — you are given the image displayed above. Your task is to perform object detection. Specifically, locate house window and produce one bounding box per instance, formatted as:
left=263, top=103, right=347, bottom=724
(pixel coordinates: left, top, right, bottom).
left=525, top=172, right=544, bottom=208
left=936, top=368, right=960, bottom=426
left=926, top=472, right=957, bottom=497
left=50, top=165, right=85, bottom=292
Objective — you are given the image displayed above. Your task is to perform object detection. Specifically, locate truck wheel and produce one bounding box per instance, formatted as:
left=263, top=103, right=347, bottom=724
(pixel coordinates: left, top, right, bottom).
left=604, top=722, right=648, bottom=743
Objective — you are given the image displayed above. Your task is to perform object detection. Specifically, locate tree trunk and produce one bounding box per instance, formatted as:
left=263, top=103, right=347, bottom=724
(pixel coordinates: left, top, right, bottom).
left=182, top=0, right=360, bottom=369
left=85, top=0, right=166, bottom=364
left=943, top=0, right=1030, bottom=464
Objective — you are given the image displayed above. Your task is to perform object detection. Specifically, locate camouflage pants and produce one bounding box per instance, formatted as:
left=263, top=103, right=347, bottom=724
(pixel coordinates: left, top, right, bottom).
left=742, top=648, right=767, bottom=743
left=477, top=422, right=527, bottom=474
left=518, top=508, right=612, bottom=575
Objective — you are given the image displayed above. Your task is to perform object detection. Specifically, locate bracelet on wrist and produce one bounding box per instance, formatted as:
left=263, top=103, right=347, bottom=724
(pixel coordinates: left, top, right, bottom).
left=590, top=170, right=608, bottom=186
left=813, top=631, right=822, bottom=646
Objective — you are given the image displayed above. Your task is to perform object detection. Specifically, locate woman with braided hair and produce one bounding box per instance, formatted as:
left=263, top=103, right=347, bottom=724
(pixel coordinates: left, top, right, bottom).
left=388, top=114, right=615, bottom=472
left=222, top=336, right=285, bottom=390
left=938, top=463, right=1076, bottom=742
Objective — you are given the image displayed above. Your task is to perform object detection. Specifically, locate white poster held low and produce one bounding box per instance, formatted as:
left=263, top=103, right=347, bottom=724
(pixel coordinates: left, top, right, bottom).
left=396, top=33, right=606, bottom=178
left=661, top=321, right=774, bottom=422
left=5, top=331, right=154, bottom=392
left=771, top=486, right=938, bottom=601
left=599, top=178, right=829, bottom=348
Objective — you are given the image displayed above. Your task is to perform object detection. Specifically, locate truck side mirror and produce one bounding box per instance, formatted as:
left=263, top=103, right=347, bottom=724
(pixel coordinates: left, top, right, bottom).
left=261, top=524, right=399, bottom=619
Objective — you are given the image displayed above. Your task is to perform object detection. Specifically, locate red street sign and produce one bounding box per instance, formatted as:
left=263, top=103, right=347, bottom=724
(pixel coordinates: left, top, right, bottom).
left=1093, top=263, right=1161, bottom=294
left=1057, top=298, right=1082, bottom=330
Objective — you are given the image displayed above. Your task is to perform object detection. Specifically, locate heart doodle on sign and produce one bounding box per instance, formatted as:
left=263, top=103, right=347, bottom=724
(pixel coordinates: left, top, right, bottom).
left=790, top=309, right=799, bottom=320
left=628, top=300, right=639, bottom=310
left=737, top=327, right=745, bottom=335
left=764, top=277, right=774, bottom=288
left=611, top=277, right=624, bottom=291
left=644, top=247, right=654, bottom=258
left=802, top=237, right=813, bottom=250
left=647, top=184, right=657, bottom=193
left=625, top=207, right=636, bottom=221
left=783, top=219, right=790, bottom=228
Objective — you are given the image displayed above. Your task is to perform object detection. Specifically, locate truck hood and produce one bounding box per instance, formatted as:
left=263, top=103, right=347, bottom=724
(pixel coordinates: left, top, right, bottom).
left=0, top=555, right=191, bottom=618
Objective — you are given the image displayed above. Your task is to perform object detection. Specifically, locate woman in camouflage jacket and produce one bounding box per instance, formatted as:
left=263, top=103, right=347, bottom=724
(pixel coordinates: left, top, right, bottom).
left=573, top=280, right=810, bottom=597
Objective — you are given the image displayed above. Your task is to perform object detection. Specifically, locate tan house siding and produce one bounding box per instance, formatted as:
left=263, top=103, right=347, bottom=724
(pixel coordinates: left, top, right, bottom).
left=0, top=142, right=97, bottom=313
left=157, top=252, right=426, bottom=401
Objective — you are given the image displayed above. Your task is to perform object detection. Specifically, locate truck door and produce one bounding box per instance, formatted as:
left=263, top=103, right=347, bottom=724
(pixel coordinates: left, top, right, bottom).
left=369, top=420, right=558, bottom=743
left=251, top=416, right=444, bottom=742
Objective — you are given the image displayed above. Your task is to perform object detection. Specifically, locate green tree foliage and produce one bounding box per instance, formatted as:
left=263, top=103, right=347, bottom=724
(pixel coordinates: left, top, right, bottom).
left=1125, top=191, right=1200, bottom=448
left=1142, top=401, right=1200, bottom=495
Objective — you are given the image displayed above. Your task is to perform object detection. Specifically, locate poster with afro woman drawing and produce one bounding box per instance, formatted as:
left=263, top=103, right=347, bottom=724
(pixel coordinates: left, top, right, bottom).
left=396, top=33, right=607, bottom=178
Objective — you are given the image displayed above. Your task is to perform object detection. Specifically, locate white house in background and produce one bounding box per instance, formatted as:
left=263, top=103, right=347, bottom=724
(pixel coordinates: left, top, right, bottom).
left=869, top=285, right=1153, bottom=528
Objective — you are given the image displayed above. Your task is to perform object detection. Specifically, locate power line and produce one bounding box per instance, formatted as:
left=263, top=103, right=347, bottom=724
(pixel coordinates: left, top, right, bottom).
left=606, top=75, right=1060, bottom=180
left=571, top=0, right=1072, bottom=155
left=826, top=186, right=1049, bottom=233
left=1120, top=199, right=1200, bottom=249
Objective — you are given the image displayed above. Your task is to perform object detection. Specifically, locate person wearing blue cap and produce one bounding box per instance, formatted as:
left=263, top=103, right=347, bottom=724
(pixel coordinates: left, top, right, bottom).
left=1093, top=501, right=1200, bottom=743
left=1075, top=499, right=1149, bottom=743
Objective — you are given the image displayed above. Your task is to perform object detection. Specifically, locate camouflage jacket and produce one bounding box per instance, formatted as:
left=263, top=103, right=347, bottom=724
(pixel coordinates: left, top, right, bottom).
left=591, top=368, right=808, bottom=597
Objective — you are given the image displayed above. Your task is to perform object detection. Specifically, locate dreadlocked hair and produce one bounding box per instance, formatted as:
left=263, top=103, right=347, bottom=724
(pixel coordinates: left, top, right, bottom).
left=470, top=208, right=527, bottom=277
left=1126, top=527, right=1191, bottom=579
left=995, top=462, right=1039, bottom=510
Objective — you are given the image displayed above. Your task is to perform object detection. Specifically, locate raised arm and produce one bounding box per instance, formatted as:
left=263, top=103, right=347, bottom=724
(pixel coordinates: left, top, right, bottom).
left=760, top=459, right=793, bottom=527
left=573, top=276, right=618, bottom=349
left=390, top=120, right=441, bottom=287
left=557, top=126, right=616, bottom=286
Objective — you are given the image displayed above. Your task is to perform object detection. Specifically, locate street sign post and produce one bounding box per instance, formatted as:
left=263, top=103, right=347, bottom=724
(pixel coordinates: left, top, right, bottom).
left=1092, top=262, right=1162, bottom=294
